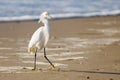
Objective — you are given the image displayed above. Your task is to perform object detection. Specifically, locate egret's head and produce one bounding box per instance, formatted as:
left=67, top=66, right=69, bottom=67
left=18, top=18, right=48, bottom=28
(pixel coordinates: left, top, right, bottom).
left=38, top=12, right=52, bottom=23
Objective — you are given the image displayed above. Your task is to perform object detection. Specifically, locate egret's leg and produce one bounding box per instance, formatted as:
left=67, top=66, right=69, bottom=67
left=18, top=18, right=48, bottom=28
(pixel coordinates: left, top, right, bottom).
left=44, top=48, right=55, bottom=69
left=33, top=49, right=37, bottom=70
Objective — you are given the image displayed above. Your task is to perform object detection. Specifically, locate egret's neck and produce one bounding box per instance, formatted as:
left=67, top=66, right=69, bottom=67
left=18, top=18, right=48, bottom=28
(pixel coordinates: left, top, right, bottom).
left=43, top=19, right=50, bottom=32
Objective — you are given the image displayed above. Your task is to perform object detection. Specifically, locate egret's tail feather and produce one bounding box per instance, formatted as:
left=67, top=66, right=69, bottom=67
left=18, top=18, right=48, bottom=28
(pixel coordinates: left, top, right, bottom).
left=28, top=47, right=36, bottom=54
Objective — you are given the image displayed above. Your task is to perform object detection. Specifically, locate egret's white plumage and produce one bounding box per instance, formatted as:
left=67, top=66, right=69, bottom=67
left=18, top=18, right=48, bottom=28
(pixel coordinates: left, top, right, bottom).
left=28, top=12, right=55, bottom=70
left=28, top=12, right=50, bottom=53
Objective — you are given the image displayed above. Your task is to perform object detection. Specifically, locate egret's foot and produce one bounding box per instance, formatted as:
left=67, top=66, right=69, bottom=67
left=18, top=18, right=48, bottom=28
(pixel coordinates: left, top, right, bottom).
left=32, top=68, right=36, bottom=71
left=48, top=64, right=55, bottom=70
left=49, top=66, right=61, bottom=71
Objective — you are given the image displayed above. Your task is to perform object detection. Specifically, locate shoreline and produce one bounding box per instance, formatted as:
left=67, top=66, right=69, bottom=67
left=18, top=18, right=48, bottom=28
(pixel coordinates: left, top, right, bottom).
left=0, top=15, right=120, bottom=23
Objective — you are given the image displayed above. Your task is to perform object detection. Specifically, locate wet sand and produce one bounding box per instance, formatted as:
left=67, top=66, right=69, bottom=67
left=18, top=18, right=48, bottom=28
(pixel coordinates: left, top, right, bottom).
left=0, top=16, right=120, bottom=80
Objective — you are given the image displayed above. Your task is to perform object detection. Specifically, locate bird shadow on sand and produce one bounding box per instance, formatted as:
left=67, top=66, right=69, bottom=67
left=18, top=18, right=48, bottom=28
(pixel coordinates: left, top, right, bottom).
left=60, top=69, right=120, bottom=75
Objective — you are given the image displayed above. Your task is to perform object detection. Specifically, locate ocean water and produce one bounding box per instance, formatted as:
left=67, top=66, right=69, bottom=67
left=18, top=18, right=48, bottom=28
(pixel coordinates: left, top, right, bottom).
left=0, top=0, right=120, bottom=21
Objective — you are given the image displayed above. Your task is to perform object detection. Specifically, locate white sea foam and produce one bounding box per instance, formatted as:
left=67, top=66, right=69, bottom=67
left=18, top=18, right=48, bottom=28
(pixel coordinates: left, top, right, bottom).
left=22, top=61, right=67, bottom=67
left=0, top=66, right=22, bottom=72
left=16, top=53, right=34, bottom=58
left=62, top=37, right=120, bottom=49
left=0, top=15, right=38, bottom=22
left=0, top=56, right=8, bottom=58
left=55, top=57, right=85, bottom=61
left=48, top=52, right=84, bottom=57
left=0, top=47, right=13, bottom=50
left=93, top=28, right=120, bottom=36
left=81, top=38, right=120, bottom=46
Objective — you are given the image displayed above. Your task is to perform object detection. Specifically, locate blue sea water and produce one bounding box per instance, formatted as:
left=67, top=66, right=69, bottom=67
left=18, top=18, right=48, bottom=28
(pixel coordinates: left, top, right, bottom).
left=0, top=0, right=120, bottom=21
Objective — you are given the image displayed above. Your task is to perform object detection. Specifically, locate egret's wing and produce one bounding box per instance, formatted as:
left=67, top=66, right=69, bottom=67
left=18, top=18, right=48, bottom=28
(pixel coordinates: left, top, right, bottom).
left=28, top=26, right=44, bottom=53
left=30, top=27, right=44, bottom=45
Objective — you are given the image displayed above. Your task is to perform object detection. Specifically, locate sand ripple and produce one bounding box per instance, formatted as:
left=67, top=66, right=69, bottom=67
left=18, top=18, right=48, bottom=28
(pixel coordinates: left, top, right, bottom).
left=0, top=36, right=120, bottom=73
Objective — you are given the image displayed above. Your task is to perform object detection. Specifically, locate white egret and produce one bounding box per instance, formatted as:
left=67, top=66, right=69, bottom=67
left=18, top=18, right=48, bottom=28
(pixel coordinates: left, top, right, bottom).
left=28, top=12, right=55, bottom=70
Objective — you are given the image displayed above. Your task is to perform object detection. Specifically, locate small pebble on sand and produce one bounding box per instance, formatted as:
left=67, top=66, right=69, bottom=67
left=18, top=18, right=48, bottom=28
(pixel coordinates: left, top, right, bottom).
left=87, top=76, right=90, bottom=79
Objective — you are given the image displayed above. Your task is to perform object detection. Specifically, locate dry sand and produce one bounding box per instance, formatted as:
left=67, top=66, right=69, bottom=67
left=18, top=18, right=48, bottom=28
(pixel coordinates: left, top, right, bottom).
left=0, top=16, right=120, bottom=80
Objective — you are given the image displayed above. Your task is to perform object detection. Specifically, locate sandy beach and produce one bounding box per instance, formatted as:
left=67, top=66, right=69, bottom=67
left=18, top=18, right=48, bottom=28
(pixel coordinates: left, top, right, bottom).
left=0, top=16, right=120, bottom=80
